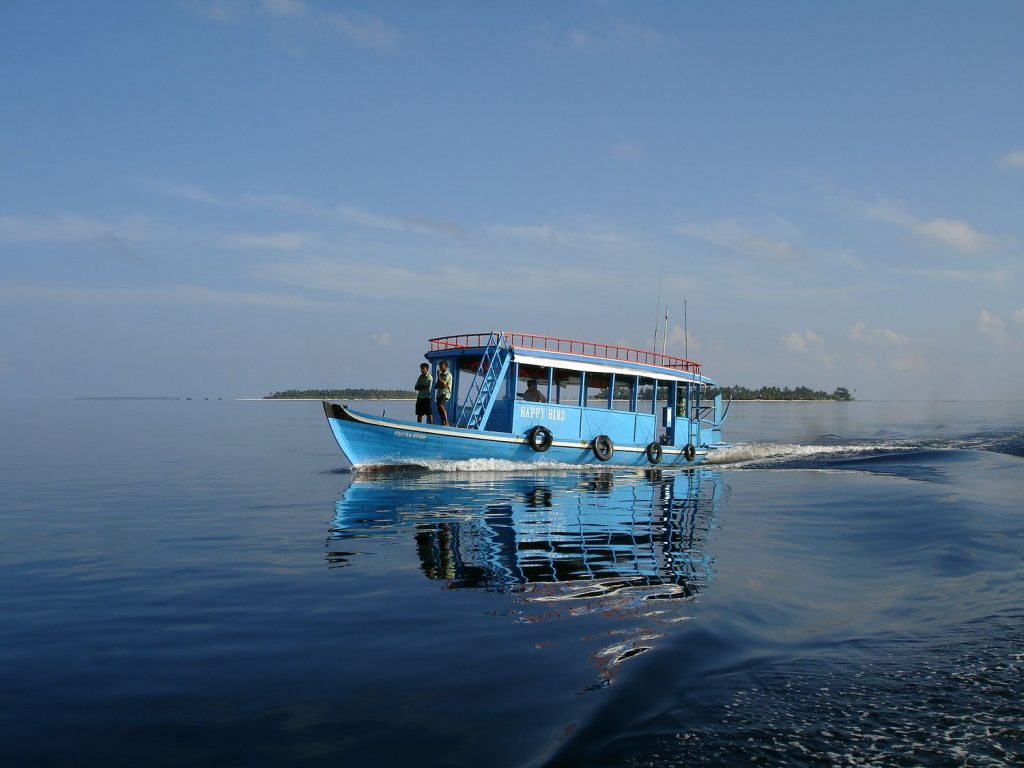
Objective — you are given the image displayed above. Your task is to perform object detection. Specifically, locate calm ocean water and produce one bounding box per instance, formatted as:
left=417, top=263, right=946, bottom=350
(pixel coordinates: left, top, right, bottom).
left=1, top=398, right=1022, bottom=767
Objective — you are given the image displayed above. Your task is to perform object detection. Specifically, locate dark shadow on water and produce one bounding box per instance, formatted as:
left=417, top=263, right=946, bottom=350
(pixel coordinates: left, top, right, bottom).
left=327, top=468, right=722, bottom=596
left=326, top=468, right=725, bottom=693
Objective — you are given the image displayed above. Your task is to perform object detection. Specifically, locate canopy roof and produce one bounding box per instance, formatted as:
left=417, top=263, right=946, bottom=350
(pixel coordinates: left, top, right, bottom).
left=427, top=331, right=715, bottom=386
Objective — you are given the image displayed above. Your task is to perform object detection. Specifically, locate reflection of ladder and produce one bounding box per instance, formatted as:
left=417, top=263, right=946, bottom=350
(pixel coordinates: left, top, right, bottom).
left=456, top=332, right=511, bottom=429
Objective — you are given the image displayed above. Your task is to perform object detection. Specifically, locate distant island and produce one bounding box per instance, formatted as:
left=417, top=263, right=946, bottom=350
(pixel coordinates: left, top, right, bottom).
left=266, top=385, right=853, bottom=402
left=705, top=385, right=853, bottom=401
left=265, top=388, right=415, bottom=400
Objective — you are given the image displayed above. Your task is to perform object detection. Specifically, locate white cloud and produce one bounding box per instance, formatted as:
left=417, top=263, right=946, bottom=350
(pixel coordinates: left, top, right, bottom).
left=848, top=321, right=910, bottom=346
left=0, top=213, right=153, bottom=244
left=142, top=179, right=222, bottom=205
left=486, top=222, right=628, bottom=251
left=1013, top=308, right=1024, bottom=325
left=262, top=0, right=305, bottom=18
left=228, top=232, right=308, bottom=250
left=0, top=282, right=338, bottom=309
left=891, top=354, right=927, bottom=372
left=565, top=21, right=666, bottom=50
left=999, top=149, right=1024, bottom=169
left=190, top=0, right=399, bottom=50
left=371, top=331, right=392, bottom=346
left=242, top=193, right=330, bottom=218
left=865, top=198, right=998, bottom=253
left=676, top=219, right=802, bottom=263
left=977, top=309, right=1022, bottom=349
left=782, top=330, right=824, bottom=353
left=322, top=11, right=399, bottom=50
left=978, top=309, right=1006, bottom=334
left=613, top=141, right=646, bottom=159
left=188, top=1, right=238, bottom=23
left=901, top=267, right=1015, bottom=285
left=913, top=218, right=996, bottom=253
left=665, top=325, right=700, bottom=356
left=336, top=203, right=405, bottom=231
left=738, top=236, right=799, bottom=262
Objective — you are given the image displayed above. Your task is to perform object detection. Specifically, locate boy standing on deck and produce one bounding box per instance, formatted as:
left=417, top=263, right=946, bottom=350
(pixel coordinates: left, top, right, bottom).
left=435, top=360, right=453, bottom=426
left=414, top=363, right=433, bottom=423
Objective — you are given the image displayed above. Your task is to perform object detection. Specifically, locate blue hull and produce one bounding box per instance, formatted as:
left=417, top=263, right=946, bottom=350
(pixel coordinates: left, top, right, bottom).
left=323, top=402, right=708, bottom=468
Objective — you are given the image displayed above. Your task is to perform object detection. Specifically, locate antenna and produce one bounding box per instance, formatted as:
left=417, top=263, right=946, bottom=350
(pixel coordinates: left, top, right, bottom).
left=652, top=266, right=663, bottom=352
left=662, top=306, right=669, bottom=356
left=684, top=298, right=688, bottom=360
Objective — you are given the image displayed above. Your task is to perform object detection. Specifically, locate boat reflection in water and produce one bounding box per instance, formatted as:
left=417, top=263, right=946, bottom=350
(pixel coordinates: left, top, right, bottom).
left=327, top=468, right=723, bottom=685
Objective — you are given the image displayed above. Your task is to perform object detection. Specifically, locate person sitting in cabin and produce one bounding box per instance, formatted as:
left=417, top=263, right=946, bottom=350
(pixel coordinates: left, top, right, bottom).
left=434, top=359, right=453, bottom=426
left=414, top=362, right=433, bottom=423
left=522, top=379, right=547, bottom=403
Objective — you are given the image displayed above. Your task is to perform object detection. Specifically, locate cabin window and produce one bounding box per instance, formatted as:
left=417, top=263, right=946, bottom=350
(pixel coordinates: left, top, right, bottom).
left=553, top=368, right=581, bottom=406
left=612, top=375, right=636, bottom=412
left=584, top=372, right=611, bottom=409
left=454, top=356, right=482, bottom=406
left=639, top=377, right=657, bottom=414
left=516, top=364, right=550, bottom=403
left=676, top=383, right=690, bottom=417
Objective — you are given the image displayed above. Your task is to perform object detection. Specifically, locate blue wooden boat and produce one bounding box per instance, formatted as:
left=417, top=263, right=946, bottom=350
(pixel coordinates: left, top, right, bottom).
left=323, top=331, right=730, bottom=468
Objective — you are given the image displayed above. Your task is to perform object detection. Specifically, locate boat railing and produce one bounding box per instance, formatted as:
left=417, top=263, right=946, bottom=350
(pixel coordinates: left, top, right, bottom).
left=429, top=331, right=701, bottom=376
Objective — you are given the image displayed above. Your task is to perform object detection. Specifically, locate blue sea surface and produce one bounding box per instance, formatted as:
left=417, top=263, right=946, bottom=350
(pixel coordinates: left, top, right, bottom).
left=1, top=399, right=1022, bottom=767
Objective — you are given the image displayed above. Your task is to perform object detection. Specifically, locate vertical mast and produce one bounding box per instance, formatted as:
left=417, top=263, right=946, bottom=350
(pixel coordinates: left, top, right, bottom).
left=662, top=306, right=669, bottom=356
left=652, top=266, right=663, bottom=352
left=684, top=299, right=688, bottom=360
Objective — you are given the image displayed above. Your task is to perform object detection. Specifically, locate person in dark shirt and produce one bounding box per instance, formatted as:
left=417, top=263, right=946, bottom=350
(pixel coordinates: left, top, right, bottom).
left=435, top=360, right=453, bottom=426
left=414, top=363, right=433, bottom=423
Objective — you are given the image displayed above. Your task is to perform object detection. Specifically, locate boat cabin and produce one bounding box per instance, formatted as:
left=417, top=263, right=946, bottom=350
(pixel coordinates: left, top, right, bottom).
left=424, top=332, right=722, bottom=450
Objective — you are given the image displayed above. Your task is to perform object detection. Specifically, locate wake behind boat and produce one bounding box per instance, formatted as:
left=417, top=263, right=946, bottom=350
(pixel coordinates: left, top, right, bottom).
left=323, top=331, right=730, bottom=468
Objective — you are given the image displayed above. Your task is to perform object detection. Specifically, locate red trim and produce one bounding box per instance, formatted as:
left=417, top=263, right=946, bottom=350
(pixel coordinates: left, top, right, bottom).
left=428, top=331, right=701, bottom=376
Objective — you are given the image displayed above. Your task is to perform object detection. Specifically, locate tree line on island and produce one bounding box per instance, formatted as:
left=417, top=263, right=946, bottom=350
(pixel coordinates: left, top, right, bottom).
left=266, top=385, right=853, bottom=401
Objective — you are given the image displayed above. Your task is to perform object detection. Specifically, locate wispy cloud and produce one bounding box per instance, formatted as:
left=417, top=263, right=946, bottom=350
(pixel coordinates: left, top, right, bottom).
left=676, top=219, right=803, bottom=263
left=189, top=0, right=399, bottom=50
left=0, top=282, right=338, bottom=310
left=0, top=213, right=154, bottom=244
left=613, top=141, right=646, bottom=160
left=187, top=1, right=238, bottom=23
left=557, top=20, right=667, bottom=51
left=999, top=149, right=1024, bottom=169
left=228, top=232, right=309, bottom=250
left=977, top=309, right=1023, bottom=349
left=255, top=255, right=668, bottom=309
left=486, top=222, right=628, bottom=251
left=848, top=321, right=910, bottom=346
left=913, top=217, right=996, bottom=253
left=900, top=266, right=1016, bottom=285
left=140, top=179, right=223, bottom=205
left=865, top=198, right=999, bottom=253
left=782, top=329, right=824, bottom=353
left=781, top=329, right=834, bottom=370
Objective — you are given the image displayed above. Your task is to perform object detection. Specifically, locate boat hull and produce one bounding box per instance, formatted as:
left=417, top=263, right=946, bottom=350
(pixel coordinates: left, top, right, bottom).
left=323, top=402, right=709, bottom=468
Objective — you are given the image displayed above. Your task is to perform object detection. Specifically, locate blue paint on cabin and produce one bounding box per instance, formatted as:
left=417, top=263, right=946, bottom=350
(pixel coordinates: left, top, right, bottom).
left=324, top=331, right=730, bottom=468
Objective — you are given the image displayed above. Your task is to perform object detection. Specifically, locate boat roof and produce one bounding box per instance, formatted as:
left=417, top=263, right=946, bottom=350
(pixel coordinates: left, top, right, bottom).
left=426, top=331, right=716, bottom=386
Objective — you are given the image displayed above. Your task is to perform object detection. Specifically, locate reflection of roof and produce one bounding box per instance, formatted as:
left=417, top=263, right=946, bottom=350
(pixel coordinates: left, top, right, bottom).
left=429, top=331, right=702, bottom=378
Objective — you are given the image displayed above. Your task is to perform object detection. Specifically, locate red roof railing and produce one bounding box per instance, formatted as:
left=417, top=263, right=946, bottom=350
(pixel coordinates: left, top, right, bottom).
left=428, top=331, right=701, bottom=376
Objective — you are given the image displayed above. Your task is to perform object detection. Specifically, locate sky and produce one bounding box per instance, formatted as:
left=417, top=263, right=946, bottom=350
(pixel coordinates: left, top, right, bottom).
left=1, top=0, right=1022, bottom=400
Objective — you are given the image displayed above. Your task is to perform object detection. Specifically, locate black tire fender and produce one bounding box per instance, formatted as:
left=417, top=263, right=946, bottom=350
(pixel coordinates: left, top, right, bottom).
left=645, top=441, right=663, bottom=465
left=527, top=425, right=553, bottom=452
left=592, top=434, right=614, bottom=461
left=683, top=443, right=697, bottom=462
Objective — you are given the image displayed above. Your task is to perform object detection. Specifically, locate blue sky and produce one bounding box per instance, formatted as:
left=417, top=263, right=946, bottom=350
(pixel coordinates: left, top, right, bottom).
left=2, top=0, right=1022, bottom=399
